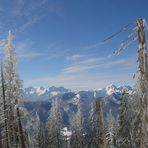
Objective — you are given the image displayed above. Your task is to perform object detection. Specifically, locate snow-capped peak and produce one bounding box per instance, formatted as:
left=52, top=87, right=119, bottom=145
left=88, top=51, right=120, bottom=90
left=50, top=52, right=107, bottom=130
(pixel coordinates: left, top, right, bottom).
left=106, top=84, right=119, bottom=95
left=36, top=87, right=47, bottom=96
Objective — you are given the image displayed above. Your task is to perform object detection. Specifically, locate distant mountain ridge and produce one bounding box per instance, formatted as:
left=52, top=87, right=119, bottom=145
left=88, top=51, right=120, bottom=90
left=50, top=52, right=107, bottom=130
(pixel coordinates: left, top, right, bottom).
left=23, top=86, right=69, bottom=101
left=23, top=84, right=133, bottom=104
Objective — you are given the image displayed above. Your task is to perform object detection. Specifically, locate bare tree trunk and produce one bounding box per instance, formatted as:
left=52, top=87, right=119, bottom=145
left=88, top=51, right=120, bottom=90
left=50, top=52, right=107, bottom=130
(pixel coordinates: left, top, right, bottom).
left=136, top=18, right=148, bottom=147
left=95, top=100, right=107, bottom=148
left=16, top=100, right=26, bottom=148
left=0, top=129, right=3, bottom=148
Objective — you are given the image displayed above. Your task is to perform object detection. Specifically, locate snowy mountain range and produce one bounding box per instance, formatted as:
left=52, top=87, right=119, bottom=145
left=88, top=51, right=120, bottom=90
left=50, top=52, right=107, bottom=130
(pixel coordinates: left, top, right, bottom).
left=24, top=86, right=69, bottom=101
left=23, top=84, right=133, bottom=104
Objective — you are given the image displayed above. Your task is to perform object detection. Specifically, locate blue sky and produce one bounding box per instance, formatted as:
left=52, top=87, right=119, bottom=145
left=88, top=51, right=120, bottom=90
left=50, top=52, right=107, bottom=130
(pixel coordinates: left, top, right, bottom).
left=0, top=0, right=148, bottom=90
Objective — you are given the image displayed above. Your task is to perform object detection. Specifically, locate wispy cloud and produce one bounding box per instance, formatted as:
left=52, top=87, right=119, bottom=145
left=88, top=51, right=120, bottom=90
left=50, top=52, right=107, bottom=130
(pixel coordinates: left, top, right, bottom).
left=14, top=39, right=75, bottom=61
left=17, top=53, right=43, bottom=59
left=19, top=16, right=41, bottom=33
left=15, top=39, right=44, bottom=60
left=62, top=56, right=135, bottom=74
left=63, top=57, right=101, bottom=73
left=25, top=55, right=136, bottom=90
left=63, top=64, right=98, bottom=74
left=66, top=54, right=86, bottom=61
left=25, top=72, right=135, bottom=91
left=0, top=0, right=65, bottom=34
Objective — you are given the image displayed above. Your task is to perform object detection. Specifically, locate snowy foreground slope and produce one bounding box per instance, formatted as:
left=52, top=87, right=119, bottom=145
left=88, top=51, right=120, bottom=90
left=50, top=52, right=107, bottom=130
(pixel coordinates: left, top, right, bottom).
left=23, top=84, right=133, bottom=126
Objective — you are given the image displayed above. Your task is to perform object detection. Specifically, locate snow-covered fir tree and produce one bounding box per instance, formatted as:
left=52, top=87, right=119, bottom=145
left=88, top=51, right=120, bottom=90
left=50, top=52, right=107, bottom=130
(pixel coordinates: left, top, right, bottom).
left=106, top=109, right=117, bottom=148
left=70, top=104, right=84, bottom=148
left=0, top=31, right=27, bottom=148
left=129, top=91, right=143, bottom=148
left=117, top=92, right=135, bottom=148
left=86, top=102, right=96, bottom=148
left=47, top=98, right=62, bottom=148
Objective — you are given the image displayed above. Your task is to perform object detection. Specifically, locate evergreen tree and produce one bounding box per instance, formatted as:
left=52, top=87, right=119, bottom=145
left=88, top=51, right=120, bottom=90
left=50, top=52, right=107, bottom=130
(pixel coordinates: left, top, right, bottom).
left=47, top=98, right=62, bottom=148
left=130, top=90, right=144, bottom=148
left=70, top=104, right=84, bottom=148
left=37, top=125, right=48, bottom=148
left=86, top=102, right=96, bottom=148
left=1, top=31, right=26, bottom=147
left=117, top=92, right=134, bottom=148
left=106, top=109, right=117, bottom=148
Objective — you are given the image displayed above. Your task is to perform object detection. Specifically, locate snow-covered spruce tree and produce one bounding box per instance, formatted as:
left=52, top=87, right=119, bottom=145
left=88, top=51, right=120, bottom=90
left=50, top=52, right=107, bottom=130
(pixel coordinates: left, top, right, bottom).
left=28, top=112, right=47, bottom=148
left=26, top=112, right=42, bottom=147
left=37, top=124, right=48, bottom=148
left=106, top=109, right=117, bottom=148
left=117, top=92, right=134, bottom=148
left=3, top=31, right=26, bottom=148
left=70, top=104, right=84, bottom=148
left=129, top=91, right=143, bottom=148
left=47, top=98, right=62, bottom=148
left=35, top=113, right=43, bottom=148
left=86, top=102, right=96, bottom=148
left=94, top=100, right=107, bottom=148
